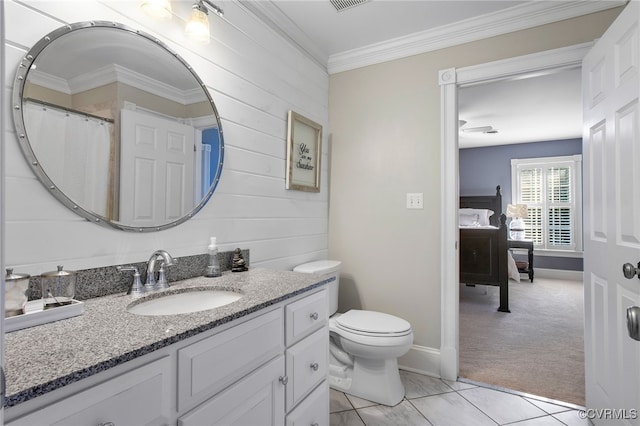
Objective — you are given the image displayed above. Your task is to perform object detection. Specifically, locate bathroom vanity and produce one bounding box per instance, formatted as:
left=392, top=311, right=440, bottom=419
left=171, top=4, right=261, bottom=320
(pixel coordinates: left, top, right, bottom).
left=4, top=269, right=330, bottom=426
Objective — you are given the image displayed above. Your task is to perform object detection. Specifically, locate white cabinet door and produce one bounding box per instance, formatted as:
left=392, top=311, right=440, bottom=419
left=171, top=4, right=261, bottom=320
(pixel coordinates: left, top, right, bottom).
left=7, top=356, right=172, bottom=426
left=582, top=1, right=640, bottom=421
left=178, top=355, right=285, bottom=426
left=177, top=308, right=283, bottom=412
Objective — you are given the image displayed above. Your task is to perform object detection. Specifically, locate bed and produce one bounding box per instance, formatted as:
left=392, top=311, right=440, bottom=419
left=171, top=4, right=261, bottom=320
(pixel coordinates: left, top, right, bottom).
left=459, top=185, right=510, bottom=312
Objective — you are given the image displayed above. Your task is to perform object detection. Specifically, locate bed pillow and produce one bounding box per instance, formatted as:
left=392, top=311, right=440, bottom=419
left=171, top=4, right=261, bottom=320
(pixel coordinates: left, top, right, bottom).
left=460, top=208, right=494, bottom=226
left=459, top=213, right=480, bottom=227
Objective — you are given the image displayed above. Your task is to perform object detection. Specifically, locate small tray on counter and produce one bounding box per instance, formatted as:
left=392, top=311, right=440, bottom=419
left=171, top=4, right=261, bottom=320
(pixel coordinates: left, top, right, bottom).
left=6, top=299, right=84, bottom=333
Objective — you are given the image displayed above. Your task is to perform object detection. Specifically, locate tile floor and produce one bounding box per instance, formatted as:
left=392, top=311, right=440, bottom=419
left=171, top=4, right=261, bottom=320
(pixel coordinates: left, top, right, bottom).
left=330, top=370, right=589, bottom=426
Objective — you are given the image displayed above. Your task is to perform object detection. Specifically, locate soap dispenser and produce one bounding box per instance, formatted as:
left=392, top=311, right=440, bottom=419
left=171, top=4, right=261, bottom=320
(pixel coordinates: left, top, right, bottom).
left=206, top=237, right=222, bottom=277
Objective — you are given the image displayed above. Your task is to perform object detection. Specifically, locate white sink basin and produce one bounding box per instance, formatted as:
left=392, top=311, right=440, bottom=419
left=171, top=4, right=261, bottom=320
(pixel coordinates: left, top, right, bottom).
left=127, top=289, right=242, bottom=316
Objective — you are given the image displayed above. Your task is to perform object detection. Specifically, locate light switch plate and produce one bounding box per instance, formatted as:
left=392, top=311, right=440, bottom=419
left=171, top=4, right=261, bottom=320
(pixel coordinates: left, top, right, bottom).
left=406, top=193, right=424, bottom=209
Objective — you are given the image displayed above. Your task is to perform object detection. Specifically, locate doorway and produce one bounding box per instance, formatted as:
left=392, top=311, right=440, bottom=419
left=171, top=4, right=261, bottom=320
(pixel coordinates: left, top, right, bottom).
left=455, top=67, right=585, bottom=404
left=439, top=42, right=593, bottom=384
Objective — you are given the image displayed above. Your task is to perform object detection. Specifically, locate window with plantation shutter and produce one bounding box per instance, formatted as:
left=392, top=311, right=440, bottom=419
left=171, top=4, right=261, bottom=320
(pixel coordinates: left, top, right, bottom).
left=511, top=155, right=582, bottom=254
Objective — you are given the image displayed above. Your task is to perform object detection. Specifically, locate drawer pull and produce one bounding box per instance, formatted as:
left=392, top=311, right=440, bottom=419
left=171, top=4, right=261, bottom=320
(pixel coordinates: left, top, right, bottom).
left=279, top=375, right=289, bottom=385
left=309, top=312, right=319, bottom=320
left=310, top=362, right=319, bottom=371
left=311, top=423, right=319, bottom=426
left=98, top=423, right=115, bottom=426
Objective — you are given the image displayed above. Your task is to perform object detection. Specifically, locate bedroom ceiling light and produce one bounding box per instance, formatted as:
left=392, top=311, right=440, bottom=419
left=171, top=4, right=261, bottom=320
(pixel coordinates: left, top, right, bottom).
left=506, top=204, right=528, bottom=240
left=185, top=0, right=224, bottom=43
left=462, top=125, right=497, bottom=134
left=141, top=0, right=173, bottom=19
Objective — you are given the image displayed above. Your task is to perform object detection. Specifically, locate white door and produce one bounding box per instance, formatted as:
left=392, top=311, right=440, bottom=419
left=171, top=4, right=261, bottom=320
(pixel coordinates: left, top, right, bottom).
left=583, top=1, right=640, bottom=422
left=120, top=109, right=195, bottom=227
left=1, top=1, right=5, bottom=424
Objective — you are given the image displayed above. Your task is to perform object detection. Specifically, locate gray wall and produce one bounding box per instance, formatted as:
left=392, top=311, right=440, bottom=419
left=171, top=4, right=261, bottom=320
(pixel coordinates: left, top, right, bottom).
left=459, top=138, right=583, bottom=271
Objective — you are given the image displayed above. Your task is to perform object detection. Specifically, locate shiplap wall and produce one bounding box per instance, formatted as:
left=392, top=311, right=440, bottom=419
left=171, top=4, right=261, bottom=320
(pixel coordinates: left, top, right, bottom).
left=3, top=0, right=329, bottom=275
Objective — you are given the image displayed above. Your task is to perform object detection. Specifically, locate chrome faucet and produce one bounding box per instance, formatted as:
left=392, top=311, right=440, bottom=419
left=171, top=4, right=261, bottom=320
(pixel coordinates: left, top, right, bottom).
left=145, top=250, right=176, bottom=291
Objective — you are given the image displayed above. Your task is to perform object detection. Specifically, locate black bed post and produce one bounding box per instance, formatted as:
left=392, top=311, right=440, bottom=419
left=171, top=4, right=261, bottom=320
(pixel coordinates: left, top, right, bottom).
left=497, top=184, right=509, bottom=312
left=497, top=213, right=510, bottom=313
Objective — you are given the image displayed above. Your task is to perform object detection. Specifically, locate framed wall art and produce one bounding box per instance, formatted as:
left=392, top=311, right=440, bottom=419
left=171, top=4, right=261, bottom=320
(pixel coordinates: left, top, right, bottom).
left=286, top=110, right=322, bottom=192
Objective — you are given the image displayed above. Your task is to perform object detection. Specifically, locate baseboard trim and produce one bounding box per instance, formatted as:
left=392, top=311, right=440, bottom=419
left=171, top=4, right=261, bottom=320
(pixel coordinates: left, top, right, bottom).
left=398, top=345, right=441, bottom=378
left=535, top=268, right=583, bottom=281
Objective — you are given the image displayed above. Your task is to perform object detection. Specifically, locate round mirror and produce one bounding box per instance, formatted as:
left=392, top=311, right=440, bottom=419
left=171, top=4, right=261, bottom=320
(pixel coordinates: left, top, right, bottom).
left=12, top=21, right=224, bottom=232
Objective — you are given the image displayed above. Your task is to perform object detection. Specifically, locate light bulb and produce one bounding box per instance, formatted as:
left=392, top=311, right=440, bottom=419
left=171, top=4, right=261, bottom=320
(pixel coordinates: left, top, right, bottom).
left=141, top=0, right=172, bottom=19
left=185, top=8, right=210, bottom=43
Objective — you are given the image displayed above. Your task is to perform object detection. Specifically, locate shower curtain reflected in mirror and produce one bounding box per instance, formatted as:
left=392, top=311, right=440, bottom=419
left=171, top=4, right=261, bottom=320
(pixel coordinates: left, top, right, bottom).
left=25, top=101, right=112, bottom=217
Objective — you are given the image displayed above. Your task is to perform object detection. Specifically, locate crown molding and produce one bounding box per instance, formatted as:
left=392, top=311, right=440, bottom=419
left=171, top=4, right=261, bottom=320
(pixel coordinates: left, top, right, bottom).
left=28, top=70, right=71, bottom=94
left=240, top=0, right=624, bottom=74
left=29, top=65, right=207, bottom=105
left=237, top=0, right=329, bottom=70
left=327, top=1, right=625, bottom=74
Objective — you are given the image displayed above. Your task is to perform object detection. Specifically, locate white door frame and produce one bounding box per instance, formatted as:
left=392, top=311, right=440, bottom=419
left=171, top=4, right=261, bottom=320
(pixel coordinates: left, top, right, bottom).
left=1, top=1, right=5, bottom=423
left=439, top=42, right=594, bottom=380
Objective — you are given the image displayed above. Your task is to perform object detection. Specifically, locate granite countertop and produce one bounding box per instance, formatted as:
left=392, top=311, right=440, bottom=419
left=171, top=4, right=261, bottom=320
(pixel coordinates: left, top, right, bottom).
left=4, top=268, right=330, bottom=408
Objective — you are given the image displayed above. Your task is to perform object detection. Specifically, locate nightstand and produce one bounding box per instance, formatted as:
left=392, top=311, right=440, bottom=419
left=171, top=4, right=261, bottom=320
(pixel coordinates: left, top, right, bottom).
left=507, top=239, right=534, bottom=282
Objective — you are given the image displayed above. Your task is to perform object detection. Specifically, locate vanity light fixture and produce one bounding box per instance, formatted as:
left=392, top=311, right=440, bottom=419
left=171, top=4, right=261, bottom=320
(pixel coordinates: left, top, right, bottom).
left=141, top=0, right=173, bottom=19
left=185, top=0, right=224, bottom=43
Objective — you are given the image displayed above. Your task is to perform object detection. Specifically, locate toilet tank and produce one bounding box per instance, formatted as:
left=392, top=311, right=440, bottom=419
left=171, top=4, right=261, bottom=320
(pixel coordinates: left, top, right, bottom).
left=293, top=260, right=342, bottom=315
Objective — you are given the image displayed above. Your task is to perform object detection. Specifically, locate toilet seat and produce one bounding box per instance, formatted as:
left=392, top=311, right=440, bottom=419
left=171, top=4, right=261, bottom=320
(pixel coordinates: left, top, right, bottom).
left=334, top=310, right=412, bottom=337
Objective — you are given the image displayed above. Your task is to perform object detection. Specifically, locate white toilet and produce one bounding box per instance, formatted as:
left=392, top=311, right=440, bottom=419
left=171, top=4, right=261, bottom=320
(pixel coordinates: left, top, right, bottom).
left=293, top=260, right=413, bottom=406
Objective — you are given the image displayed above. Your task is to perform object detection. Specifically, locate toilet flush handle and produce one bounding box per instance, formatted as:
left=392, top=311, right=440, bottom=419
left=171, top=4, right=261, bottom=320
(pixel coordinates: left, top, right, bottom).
left=310, top=362, right=319, bottom=371
left=309, top=312, right=319, bottom=320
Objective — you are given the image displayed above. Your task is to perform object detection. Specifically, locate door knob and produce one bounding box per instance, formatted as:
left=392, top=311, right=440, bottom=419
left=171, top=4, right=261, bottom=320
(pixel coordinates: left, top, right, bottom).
left=627, top=306, right=640, bottom=341
left=622, top=262, right=640, bottom=279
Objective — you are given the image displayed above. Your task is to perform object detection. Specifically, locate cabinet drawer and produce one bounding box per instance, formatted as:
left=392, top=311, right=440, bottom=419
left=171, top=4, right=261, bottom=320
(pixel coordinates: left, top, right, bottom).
left=286, top=381, right=329, bottom=426
left=178, top=308, right=284, bottom=411
left=179, top=355, right=285, bottom=426
left=8, top=356, right=172, bottom=426
left=286, top=327, right=328, bottom=411
left=285, top=289, right=327, bottom=346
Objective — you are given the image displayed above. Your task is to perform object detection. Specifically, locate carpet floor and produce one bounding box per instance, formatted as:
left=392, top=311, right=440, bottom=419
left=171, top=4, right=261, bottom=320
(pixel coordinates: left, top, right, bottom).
left=459, top=276, right=585, bottom=406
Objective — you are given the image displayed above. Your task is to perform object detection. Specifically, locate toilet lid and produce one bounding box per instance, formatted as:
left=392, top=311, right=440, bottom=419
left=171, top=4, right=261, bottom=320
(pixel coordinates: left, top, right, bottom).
left=335, top=310, right=411, bottom=335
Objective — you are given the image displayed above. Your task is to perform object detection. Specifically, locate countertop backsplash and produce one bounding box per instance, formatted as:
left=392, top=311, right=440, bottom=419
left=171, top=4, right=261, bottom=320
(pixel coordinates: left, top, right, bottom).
left=25, top=249, right=250, bottom=301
